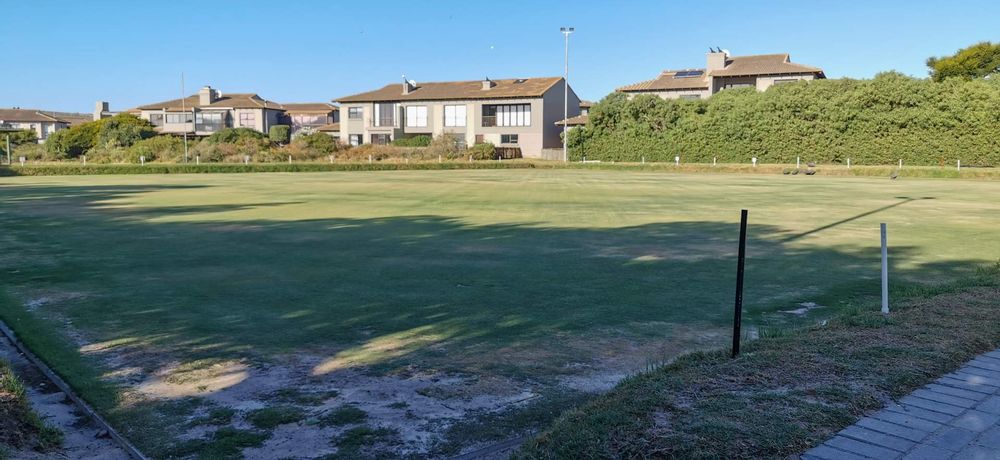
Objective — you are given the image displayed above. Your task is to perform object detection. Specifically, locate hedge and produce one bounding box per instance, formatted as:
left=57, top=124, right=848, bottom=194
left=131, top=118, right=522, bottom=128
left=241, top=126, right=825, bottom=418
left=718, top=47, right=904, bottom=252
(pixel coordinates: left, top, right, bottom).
left=0, top=161, right=539, bottom=176
left=569, top=72, right=1000, bottom=166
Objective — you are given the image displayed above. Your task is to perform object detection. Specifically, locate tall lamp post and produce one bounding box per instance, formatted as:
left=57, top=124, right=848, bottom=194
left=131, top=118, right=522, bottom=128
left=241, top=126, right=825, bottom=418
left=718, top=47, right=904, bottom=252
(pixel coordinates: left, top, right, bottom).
left=560, top=27, right=574, bottom=163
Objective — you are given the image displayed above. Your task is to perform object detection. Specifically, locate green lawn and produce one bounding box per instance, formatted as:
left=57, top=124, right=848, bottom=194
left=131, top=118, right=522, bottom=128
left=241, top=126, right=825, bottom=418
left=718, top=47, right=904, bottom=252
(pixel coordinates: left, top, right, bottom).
left=0, top=170, right=998, bottom=457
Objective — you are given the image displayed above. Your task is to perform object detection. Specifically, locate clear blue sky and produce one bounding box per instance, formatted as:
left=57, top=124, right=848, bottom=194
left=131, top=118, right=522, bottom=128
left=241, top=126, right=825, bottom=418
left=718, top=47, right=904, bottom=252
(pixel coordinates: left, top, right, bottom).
left=2, top=0, right=998, bottom=113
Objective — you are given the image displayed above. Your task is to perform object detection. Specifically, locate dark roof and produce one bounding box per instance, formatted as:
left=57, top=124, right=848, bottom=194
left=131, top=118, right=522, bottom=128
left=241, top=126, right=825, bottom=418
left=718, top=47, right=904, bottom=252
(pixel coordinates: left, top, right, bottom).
left=618, top=53, right=824, bottom=92
left=133, top=93, right=284, bottom=111
left=336, top=77, right=563, bottom=103
left=555, top=114, right=589, bottom=126
left=282, top=103, right=338, bottom=113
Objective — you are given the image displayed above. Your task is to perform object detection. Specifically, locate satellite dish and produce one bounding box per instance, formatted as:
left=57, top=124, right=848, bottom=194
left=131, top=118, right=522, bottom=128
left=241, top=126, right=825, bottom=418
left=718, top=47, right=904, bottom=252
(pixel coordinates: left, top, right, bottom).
left=721, top=49, right=730, bottom=56
left=408, top=79, right=417, bottom=86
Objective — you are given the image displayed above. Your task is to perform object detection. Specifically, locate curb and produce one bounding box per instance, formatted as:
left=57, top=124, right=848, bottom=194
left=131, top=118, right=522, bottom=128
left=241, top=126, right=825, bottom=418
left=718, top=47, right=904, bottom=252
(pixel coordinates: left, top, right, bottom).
left=0, top=319, right=149, bottom=460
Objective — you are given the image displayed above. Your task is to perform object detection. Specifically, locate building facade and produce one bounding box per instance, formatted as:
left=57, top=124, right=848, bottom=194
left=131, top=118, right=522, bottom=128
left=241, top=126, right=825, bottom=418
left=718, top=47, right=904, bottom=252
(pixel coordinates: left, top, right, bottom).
left=335, top=77, right=580, bottom=158
left=130, top=86, right=285, bottom=136
left=0, top=108, right=90, bottom=142
left=618, top=51, right=825, bottom=99
left=281, top=103, right=339, bottom=135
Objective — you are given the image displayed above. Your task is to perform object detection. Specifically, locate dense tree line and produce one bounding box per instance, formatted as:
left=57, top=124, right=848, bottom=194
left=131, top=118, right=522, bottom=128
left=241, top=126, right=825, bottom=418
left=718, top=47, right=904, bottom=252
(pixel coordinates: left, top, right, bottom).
left=569, top=72, right=1000, bottom=166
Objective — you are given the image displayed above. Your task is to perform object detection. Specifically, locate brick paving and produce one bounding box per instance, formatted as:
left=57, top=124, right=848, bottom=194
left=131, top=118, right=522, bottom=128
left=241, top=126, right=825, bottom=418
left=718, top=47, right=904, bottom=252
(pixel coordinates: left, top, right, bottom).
left=802, top=349, right=1000, bottom=460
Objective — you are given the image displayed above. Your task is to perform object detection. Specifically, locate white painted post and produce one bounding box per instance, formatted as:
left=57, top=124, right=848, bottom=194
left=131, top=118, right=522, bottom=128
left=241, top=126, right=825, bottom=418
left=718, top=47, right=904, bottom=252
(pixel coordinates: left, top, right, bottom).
left=881, top=223, right=889, bottom=314
left=19, top=156, right=25, bottom=166
left=675, top=155, right=680, bottom=166
left=957, top=159, right=961, bottom=171
left=796, top=157, right=800, bottom=169
left=469, top=155, right=472, bottom=162
left=713, top=156, right=717, bottom=166
left=140, top=156, right=145, bottom=165
left=196, top=155, right=200, bottom=165
left=752, top=157, right=758, bottom=167
left=82, top=155, right=87, bottom=165
left=288, top=155, right=292, bottom=164
left=244, top=155, right=249, bottom=165
left=898, top=159, right=903, bottom=169
left=368, top=155, right=373, bottom=164
left=847, top=158, right=851, bottom=168
left=329, top=155, right=333, bottom=164
left=641, top=156, right=645, bottom=164
left=438, top=155, right=442, bottom=163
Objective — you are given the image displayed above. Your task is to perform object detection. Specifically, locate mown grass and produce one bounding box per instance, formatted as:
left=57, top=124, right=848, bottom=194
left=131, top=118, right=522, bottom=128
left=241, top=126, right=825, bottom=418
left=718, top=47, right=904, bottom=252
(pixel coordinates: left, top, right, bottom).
left=515, top=263, right=1000, bottom=459
left=0, top=170, right=997, bottom=457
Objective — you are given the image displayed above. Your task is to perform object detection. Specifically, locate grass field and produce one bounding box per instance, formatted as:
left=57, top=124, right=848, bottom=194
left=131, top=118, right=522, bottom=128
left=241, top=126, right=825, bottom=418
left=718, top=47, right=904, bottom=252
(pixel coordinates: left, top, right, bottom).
left=0, top=169, right=998, bottom=458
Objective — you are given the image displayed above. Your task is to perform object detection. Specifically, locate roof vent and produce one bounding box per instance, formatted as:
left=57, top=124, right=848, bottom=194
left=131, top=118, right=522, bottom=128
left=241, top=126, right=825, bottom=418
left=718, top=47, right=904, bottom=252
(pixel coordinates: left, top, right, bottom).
left=514, top=78, right=527, bottom=84
left=402, top=75, right=417, bottom=95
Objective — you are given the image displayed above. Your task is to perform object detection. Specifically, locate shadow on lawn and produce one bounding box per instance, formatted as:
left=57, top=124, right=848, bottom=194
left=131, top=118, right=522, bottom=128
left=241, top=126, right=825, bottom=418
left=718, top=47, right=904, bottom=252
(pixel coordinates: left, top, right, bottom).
left=0, top=184, right=981, bottom=384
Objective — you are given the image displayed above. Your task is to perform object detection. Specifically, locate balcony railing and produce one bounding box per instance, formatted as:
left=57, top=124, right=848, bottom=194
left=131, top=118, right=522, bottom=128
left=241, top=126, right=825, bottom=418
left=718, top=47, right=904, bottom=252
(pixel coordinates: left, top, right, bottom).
left=481, top=116, right=497, bottom=127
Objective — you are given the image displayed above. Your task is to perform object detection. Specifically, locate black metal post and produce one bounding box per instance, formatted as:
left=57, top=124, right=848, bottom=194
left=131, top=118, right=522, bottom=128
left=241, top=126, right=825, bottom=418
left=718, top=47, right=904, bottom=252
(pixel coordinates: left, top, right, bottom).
left=732, top=209, right=748, bottom=358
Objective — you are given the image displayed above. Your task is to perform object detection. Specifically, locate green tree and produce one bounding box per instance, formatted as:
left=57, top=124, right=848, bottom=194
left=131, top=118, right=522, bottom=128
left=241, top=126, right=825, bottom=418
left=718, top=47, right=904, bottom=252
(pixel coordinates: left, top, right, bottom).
left=206, top=127, right=267, bottom=144
left=927, top=42, right=1000, bottom=82
left=96, top=114, right=156, bottom=148
left=0, top=130, right=38, bottom=156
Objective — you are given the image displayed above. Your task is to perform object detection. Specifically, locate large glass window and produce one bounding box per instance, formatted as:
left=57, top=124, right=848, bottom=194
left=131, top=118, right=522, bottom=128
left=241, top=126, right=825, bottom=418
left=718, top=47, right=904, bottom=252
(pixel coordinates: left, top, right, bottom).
left=500, top=134, right=519, bottom=144
left=348, top=107, right=363, bottom=120
left=371, top=133, right=391, bottom=145
left=373, top=103, right=395, bottom=127
left=349, top=134, right=362, bottom=146
left=444, top=105, right=467, bottom=127
left=405, top=106, right=427, bottom=127
left=149, top=114, right=164, bottom=126
left=165, top=113, right=194, bottom=124
left=195, top=112, right=225, bottom=132
left=482, top=104, right=530, bottom=127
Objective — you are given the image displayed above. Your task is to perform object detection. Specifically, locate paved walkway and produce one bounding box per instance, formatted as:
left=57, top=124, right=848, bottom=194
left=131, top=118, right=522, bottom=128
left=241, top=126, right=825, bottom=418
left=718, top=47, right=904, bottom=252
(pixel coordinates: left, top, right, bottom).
left=803, top=348, right=1000, bottom=460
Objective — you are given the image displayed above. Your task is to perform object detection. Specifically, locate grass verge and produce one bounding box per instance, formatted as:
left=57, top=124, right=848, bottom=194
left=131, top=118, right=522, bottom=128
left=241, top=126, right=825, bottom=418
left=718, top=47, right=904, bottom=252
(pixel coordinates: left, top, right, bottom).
left=0, top=359, right=63, bottom=453
left=515, top=262, right=1000, bottom=459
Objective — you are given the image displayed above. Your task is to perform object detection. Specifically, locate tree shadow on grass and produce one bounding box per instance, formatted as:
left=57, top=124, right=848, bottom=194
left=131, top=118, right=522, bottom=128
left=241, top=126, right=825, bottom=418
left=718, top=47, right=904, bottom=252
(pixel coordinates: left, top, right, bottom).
left=0, top=183, right=982, bottom=380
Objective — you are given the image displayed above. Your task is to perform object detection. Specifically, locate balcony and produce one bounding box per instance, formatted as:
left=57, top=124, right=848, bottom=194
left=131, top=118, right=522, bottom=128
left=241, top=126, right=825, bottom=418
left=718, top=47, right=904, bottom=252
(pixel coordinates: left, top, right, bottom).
left=481, top=116, right=497, bottom=127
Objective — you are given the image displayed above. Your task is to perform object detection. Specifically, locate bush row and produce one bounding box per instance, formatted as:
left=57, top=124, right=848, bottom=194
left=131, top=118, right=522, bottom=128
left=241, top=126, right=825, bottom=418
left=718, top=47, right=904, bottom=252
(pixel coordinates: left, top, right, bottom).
left=569, top=72, right=1000, bottom=166
left=0, top=161, right=538, bottom=176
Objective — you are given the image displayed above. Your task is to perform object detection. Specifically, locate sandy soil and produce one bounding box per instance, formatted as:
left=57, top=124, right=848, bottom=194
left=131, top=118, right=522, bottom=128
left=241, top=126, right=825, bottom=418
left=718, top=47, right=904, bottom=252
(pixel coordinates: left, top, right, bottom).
left=0, top=334, right=129, bottom=460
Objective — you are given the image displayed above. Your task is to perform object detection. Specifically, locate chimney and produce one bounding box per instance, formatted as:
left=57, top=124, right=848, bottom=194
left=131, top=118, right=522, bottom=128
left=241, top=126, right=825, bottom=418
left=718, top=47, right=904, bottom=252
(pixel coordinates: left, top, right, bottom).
left=93, top=101, right=109, bottom=121
left=402, top=76, right=416, bottom=95
left=481, top=78, right=495, bottom=90
left=706, top=49, right=729, bottom=72
left=198, top=86, right=217, bottom=106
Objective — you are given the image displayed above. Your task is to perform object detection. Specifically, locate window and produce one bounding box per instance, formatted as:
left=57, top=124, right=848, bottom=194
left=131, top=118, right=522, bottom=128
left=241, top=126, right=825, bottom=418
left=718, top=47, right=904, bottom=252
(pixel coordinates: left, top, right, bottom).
left=721, top=82, right=753, bottom=90
left=773, top=79, right=798, bottom=85
left=475, top=134, right=484, bottom=144
left=195, top=112, right=225, bottom=132
left=165, top=113, right=194, bottom=124
left=371, top=134, right=391, bottom=145
left=373, top=103, right=395, bottom=127
left=405, top=106, right=428, bottom=127
left=679, top=94, right=701, bottom=100
left=500, top=134, right=519, bottom=144
left=149, top=114, right=164, bottom=126
left=446, top=133, right=467, bottom=149
left=239, top=112, right=256, bottom=127
left=348, top=107, right=363, bottom=120
left=349, top=134, right=362, bottom=146
left=444, top=105, right=466, bottom=127
left=482, top=104, right=530, bottom=127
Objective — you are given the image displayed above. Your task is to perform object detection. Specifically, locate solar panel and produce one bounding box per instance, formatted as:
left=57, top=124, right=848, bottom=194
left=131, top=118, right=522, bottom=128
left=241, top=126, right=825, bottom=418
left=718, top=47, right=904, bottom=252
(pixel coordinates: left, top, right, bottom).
left=674, top=70, right=704, bottom=78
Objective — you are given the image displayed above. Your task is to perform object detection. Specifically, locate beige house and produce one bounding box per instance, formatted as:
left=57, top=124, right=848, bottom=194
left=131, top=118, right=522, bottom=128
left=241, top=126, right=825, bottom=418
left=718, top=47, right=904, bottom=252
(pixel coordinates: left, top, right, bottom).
left=619, top=50, right=825, bottom=99
left=555, top=100, right=593, bottom=128
left=281, top=103, right=339, bottom=135
left=0, top=108, right=90, bottom=142
left=335, top=77, right=580, bottom=159
left=130, top=86, right=285, bottom=136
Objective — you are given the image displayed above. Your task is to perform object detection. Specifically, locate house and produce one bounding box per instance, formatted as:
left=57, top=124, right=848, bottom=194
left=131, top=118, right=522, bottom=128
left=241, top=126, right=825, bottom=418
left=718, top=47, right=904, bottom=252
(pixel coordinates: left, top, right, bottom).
left=130, top=86, right=285, bottom=136
left=0, top=108, right=90, bottom=142
left=281, top=103, right=339, bottom=135
left=335, top=76, right=581, bottom=159
left=316, top=123, right=340, bottom=140
left=555, top=100, right=593, bottom=129
left=618, top=50, right=825, bottom=99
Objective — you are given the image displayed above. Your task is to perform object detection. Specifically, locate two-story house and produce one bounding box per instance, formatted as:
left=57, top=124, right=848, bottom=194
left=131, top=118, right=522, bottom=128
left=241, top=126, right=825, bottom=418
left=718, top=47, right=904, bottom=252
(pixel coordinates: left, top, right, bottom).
left=335, top=77, right=580, bottom=159
left=130, top=86, right=285, bottom=136
left=281, top=103, right=339, bottom=135
left=0, top=108, right=91, bottom=142
left=618, top=50, right=825, bottom=99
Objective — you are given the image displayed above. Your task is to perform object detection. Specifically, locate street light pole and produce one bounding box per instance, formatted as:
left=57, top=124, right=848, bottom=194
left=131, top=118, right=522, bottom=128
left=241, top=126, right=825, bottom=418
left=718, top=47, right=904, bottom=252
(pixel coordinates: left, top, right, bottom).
left=560, top=27, right=574, bottom=163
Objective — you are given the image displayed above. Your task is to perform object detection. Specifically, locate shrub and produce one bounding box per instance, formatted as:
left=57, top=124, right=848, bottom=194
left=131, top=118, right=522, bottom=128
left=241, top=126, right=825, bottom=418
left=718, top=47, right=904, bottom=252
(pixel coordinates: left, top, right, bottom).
left=426, top=134, right=466, bottom=159
left=294, top=132, right=339, bottom=155
left=96, top=114, right=156, bottom=148
left=12, top=143, right=54, bottom=161
left=269, top=125, right=291, bottom=145
left=128, top=136, right=187, bottom=163
left=0, top=130, right=38, bottom=156
left=468, top=142, right=496, bottom=160
left=85, top=146, right=136, bottom=164
left=391, top=135, right=432, bottom=147
left=205, top=127, right=268, bottom=144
